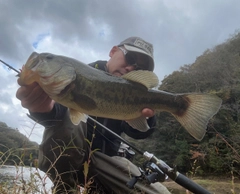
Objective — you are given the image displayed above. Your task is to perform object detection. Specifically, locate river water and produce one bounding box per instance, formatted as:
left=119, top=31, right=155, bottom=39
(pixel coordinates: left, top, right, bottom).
left=0, top=165, right=53, bottom=193
left=0, top=165, right=188, bottom=194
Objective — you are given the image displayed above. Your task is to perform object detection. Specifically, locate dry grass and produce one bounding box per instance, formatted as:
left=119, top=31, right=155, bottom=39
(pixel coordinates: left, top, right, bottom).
left=1, top=122, right=240, bottom=193
left=0, top=123, right=99, bottom=194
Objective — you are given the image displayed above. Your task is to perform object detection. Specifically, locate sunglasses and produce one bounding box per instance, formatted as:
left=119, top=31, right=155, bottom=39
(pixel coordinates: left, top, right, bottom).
left=118, top=47, right=148, bottom=70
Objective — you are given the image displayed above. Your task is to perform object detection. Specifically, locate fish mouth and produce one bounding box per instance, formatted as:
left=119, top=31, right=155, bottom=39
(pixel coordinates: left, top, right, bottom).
left=26, top=52, right=42, bottom=70
left=20, top=52, right=62, bottom=85
left=19, top=52, right=42, bottom=85
left=19, top=52, right=77, bottom=98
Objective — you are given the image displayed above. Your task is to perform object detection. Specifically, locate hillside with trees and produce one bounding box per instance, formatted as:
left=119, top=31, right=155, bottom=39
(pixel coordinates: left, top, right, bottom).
left=0, top=122, right=38, bottom=166
left=130, top=31, right=240, bottom=178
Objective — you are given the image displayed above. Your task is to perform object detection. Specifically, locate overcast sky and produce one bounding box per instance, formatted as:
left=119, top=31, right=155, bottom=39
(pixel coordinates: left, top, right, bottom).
left=0, top=0, right=239, bottom=144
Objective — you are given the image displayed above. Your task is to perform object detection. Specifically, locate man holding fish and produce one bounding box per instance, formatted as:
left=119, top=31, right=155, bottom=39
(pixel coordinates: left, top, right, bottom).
left=16, top=36, right=221, bottom=193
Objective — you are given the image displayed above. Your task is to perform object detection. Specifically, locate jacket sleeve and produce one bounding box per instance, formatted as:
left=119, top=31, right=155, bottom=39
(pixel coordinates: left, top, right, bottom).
left=29, top=103, right=68, bottom=127
left=121, top=116, right=156, bottom=139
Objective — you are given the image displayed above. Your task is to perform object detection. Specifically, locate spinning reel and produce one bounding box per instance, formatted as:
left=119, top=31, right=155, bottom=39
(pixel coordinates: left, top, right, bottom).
left=127, top=161, right=168, bottom=189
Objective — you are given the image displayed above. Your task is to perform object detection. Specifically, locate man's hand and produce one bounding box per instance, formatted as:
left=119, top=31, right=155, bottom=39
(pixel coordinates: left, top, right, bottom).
left=141, top=108, right=154, bottom=118
left=16, top=79, right=54, bottom=113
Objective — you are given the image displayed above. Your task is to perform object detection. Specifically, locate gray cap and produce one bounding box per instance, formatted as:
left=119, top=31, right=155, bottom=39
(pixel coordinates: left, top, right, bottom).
left=118, top=37, right=154, bottom=71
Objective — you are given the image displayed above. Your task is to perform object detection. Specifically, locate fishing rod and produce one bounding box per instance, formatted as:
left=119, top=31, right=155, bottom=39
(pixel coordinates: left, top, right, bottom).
left=0, top=59, right=20, bottom=74
left=1, top=58, right=211, bottom=194
left=88, top=116, right=211, bottom=194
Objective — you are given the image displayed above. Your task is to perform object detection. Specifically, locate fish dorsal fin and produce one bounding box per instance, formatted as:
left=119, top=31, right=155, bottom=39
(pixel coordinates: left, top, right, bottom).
left=121, top=70, right=159, bottom=89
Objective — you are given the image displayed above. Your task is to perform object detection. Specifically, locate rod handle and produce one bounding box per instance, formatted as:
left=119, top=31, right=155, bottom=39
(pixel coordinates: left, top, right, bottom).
left=175, top=173, right=211, bottom=194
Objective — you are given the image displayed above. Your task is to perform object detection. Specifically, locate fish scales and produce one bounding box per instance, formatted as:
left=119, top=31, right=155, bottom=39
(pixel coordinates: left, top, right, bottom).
left=72, top=72, right=185, bottom=118
left=19, top=52, right=222, bottom=141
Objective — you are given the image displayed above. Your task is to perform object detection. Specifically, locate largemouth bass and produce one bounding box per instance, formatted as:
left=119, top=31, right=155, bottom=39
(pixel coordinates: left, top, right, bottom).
left=19, top=52, right=222, bottom=141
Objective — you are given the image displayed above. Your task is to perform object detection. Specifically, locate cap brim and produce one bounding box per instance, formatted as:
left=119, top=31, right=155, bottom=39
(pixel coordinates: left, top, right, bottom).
left=123, top=44, right=154, bottom=71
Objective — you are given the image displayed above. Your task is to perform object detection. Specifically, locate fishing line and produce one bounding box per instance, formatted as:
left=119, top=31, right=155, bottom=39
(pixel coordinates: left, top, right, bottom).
left=88, top=116, right=143, bottom=155
left=87, top=118, right=121, bottom=152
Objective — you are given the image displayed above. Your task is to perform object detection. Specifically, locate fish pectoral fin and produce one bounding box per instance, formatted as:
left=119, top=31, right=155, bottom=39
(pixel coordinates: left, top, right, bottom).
left=121, top=70, right=159, bottom=89
left=69, top=108, right=88, bottom=125
left=174, top=94, right=222, bottom=141
left=126, top=116, right=150, bottom=132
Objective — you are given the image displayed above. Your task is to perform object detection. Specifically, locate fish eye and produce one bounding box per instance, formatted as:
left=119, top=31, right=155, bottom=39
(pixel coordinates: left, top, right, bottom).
left=46, top=54, right=54, bottom=60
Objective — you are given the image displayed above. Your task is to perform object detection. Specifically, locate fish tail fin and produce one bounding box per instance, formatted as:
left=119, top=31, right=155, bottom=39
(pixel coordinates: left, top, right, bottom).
left=174, top=94, right=222, bottom=141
